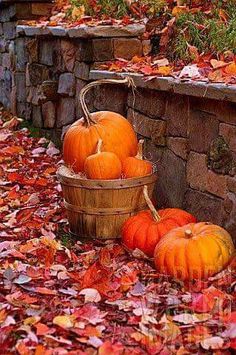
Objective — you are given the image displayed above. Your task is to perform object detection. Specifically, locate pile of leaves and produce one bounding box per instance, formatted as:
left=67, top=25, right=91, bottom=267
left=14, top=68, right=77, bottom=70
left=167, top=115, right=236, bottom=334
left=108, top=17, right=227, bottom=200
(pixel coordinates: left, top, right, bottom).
left=98, top=55, right=236, bottom=84
left=0, top=108, right=236, bottom=354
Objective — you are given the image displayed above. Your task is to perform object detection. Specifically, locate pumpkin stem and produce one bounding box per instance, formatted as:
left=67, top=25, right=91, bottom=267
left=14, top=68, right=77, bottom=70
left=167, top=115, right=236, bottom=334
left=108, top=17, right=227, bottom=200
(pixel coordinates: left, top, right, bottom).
left=79, top=77, right=136, bottom=126
left=97, top=139, right=103, bottom=154
left=143, top=185, right=161, bottom=222
left=136, top=139, right=144, bottom=160
left=185, top=229, right=193, bottom=238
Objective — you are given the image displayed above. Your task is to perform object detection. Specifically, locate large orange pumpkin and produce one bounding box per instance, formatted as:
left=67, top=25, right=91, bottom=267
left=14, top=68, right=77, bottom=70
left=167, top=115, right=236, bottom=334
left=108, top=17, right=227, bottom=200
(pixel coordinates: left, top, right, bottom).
left=122, top=139, right=153, bottom=178
left=154, top=222, right=235, bottom=281
left=63, top=79, right=138, bottom=173
left=84, top=139, right=122, bottom=180
left=121, top=186, right=196, bottom=257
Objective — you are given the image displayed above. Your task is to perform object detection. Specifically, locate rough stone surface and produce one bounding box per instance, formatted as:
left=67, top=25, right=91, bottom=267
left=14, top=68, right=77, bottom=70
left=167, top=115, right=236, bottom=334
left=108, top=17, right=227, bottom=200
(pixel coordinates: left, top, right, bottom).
left=165, top=94, right=189, bottom=137
left=128, top=88, right=166, bottom=119
left=113, top=38, right=142, bottom=60
left=39, top=40, right=54, bottom=66
left=58, top=73, right=75, bottom=97
left=74, top=61, right=90, bottom=80
left=183, top=189, right=223, bottom=225
left=93, top=85, right=128, bottom=116
left=75, top=79, right=94, bottom=118
left=41, top=80, right=58, bottom=101
left=190, top=97, right=236, bottom=126
left=3, top=22, right=16, bottom=40
left=187, top=152, right=227, bottom=198
left=187, top=152, right=208, bottom=192
left=25, top=38, right=38, bottom=63
left=0, top=5, right=16, bottom=22
left=219, top=123, right=236, bottom=153
left=61, top=40, right=76, bottom=72
left=32, top=105, right=43, bottom=128
left=15, top=38, right=27, bottom=71
left=92, top=39, right=113, bottom=61
left=42, top=101, right=56, bottom=128
left=2, top=53, right=11, bottom=69
left=0, top=38, right=7, bottom=53
left=127, top=109, right=166, bottom=140
left=167, top=137, right=189, bottom=160
left=76, top=40, right=93, bottom=62
left=189, top=110, right=219, bottom=153
left=16, top=102, right=31, bottom=120
left=27, top=63, right=49, bottom=86
left=57, top=98, right=75, bottom=127
left=222, top=193, right=236, bottom=243
left=15, top=73, right=26, bottom=103
left=150, top=147, right=187, bottom=208
left=67, top=24, right=145, bottom=38
left=227, top=176, right=236, bottom=194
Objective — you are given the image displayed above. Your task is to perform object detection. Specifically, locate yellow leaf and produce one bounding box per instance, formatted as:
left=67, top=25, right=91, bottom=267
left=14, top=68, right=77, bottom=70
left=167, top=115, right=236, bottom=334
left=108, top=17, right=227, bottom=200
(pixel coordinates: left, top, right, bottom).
left=71, top=5, right=85, bottom=20
left=53, top=315, right=75, bottom=329
left=24, top=316, right=41, bottom=326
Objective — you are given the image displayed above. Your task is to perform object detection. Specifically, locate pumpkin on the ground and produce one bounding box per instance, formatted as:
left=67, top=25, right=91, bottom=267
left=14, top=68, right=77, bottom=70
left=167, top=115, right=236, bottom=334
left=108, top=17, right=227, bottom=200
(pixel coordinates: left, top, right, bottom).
left=84, top=139, right=122, bottom=180
left=63, top=79, right=138, bottom=173
left=121, top=186, right=196, bottom=257
left=154, top=222, right=235, bottom=281
left=122, top=139, right=152, bottom=178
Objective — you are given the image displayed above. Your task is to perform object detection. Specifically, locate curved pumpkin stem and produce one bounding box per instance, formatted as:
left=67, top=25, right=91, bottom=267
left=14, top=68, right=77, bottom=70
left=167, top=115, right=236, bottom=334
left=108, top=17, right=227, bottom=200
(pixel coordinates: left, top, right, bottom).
left=96, top=139, right=103, bottom=154
left=80, top=77, right=136, bottom=126
left=136, top=139, right=144, bottom=160
left=143, top=185, right=161, bottom=222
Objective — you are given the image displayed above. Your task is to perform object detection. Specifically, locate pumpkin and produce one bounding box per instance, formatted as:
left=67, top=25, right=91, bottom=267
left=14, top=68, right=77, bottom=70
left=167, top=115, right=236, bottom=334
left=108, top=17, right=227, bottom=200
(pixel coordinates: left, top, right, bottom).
left=84, top=139, right=122, bottom=180
left=154, top=222, right=235, bottom=281
left=122, top=186, right=196, bottom=257
left=122, top=139, right=153, bottom=178
left=63, top=79, right=138, bottom=173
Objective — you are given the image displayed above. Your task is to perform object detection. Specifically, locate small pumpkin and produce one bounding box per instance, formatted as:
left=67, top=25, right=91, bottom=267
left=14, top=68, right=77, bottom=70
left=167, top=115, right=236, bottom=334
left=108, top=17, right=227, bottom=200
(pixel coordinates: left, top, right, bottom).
left=63, top=79, right=138, bottom=173
left=122, top=139, right=152, bottom=178
left=154, top=222, right=235, bottom=281
left=122, top=186, right=196, bottom=257
left=84, top=139, right=122, bottom=180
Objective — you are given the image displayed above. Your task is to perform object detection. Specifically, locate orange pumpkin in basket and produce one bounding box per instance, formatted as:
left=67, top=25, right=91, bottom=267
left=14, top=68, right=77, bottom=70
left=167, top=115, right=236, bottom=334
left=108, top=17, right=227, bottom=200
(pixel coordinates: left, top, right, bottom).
left=122, top=140, right=153, bottom=178
left=154, top=222, right=235, bottom=281
left=63, top=79, right=138, bottom=173
left=84, top=139, right=122, bottom=180
left=122, top=186, right=196, bottom=257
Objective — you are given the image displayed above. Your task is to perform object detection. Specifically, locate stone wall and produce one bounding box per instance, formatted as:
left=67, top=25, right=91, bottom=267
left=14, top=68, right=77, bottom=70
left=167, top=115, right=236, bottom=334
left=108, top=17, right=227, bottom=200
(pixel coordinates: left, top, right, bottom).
left=0, top=0, right=53, bottom=110
left=89, top=71, right=236, bottom=239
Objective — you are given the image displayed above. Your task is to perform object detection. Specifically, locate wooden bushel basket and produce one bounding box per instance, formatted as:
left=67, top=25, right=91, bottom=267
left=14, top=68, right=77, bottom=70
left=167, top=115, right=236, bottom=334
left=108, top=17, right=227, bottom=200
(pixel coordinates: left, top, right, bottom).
left=57, top=166, right=157, bottom=239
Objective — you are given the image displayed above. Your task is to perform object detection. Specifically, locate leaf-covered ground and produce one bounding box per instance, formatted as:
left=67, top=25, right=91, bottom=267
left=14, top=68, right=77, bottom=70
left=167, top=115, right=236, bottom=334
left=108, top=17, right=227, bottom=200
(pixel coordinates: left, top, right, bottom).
left=0, top=109, right=236, bottom=354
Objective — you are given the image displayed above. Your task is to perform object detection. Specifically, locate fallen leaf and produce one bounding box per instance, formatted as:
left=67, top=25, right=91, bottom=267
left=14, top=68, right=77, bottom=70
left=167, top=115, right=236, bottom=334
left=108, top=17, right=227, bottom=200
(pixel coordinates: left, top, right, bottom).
left=79, top=288, right=102, bottom=303
left=201, top=336, right=224, bottom=350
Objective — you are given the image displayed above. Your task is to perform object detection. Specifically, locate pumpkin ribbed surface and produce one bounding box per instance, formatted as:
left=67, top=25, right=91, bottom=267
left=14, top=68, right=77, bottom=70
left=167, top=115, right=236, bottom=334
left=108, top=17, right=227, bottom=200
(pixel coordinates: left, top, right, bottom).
left=122, top=208, right=196, bottom=257
left=154, top=222, right=235, bottom=281
left=122, top=157, right=152, bottom=178
left=63, top=111, right=138, bottom=173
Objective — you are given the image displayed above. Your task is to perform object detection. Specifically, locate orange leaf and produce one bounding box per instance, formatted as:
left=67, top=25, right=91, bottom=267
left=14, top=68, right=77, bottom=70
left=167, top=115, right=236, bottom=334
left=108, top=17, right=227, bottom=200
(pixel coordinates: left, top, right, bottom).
left=224, top=62, right=236, bottom=75
left=210, top=59, right=228, bottom=69
left=35, top=322, right=50, bottom=336
left=208, top=69, right=224, bottom=82
left=172, top=6, right=188, bottom=17
left=98, top=341, right=124, bottom=355
left=35, top=287, right=57, bottom=295
left=16, top=341, right=30, bottom=355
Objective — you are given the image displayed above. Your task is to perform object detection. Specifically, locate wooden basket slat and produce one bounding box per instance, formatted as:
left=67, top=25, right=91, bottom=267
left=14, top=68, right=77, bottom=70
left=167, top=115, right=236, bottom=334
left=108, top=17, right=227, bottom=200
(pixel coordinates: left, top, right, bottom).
left=57, top=166, right=157, bottom=239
